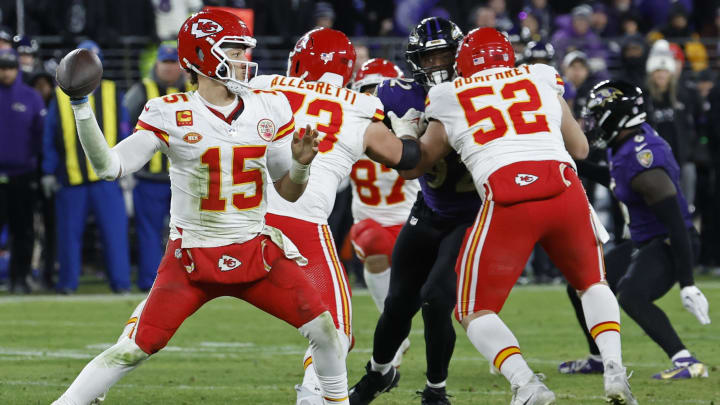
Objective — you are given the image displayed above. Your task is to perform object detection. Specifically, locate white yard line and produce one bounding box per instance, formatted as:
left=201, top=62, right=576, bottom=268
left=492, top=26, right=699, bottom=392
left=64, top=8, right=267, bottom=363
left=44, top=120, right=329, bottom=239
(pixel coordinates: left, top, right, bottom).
left=2, top=280, right=720, bottom=304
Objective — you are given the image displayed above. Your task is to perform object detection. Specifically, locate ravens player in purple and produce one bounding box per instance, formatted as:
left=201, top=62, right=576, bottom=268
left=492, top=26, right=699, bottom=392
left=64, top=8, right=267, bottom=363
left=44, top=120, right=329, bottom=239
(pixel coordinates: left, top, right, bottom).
left=349, top=17, right=479, bottom=405
left=562, top=80, right=710, bottom=380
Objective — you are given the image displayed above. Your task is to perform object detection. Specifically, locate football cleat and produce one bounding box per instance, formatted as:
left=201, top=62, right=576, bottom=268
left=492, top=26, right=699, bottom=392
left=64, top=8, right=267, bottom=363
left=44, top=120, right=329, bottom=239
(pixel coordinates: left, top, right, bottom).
left=417, top=385, right=452, bottom=405
left=511, top=374, right=556, bottom=405
left=391, top=338, right=411, bottom=368
left=295, top=384, right=324, bottom=405
left=604, top=361, right=638, bottom=405
left=349, top=361, right=400, bottom=405
left=652, top=356, right=709, bottom=380
left=558, top=355, right=604, bottom=374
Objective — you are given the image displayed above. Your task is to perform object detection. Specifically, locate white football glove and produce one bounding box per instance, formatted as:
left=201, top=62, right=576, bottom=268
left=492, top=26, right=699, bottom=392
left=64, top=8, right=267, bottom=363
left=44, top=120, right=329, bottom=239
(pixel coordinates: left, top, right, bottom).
left=387, top=108, right=427, bottom=139
left=680, top=285, right=710, bottom=325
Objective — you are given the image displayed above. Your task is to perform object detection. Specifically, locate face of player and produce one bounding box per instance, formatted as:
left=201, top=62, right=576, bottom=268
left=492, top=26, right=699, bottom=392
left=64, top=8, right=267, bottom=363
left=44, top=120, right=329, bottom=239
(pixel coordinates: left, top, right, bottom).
left=0, top=66, right=18, bottom=86
left=419, top=48, right=455, bottom=85
left=223, top=45, right=251, bottom=82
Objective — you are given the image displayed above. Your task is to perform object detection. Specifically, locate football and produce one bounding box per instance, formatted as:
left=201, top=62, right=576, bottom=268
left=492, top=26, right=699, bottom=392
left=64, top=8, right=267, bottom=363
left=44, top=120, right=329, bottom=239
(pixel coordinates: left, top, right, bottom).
left=55, top=48, right=103, bottom=99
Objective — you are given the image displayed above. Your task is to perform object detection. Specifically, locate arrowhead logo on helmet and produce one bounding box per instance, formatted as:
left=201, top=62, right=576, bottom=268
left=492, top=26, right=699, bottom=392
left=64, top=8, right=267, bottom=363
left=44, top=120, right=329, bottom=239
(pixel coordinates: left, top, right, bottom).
left=191, top=19, right=224, bottom=38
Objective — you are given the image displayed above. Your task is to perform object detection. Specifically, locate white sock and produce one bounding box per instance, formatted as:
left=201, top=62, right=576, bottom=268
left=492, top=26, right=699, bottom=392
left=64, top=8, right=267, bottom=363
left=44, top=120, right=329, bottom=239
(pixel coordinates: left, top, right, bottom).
left=54, top=337, right=149, bottom=404
left=299, top=314, right=349, bottom=403
left=364, top=267, right=390, bottom=312
left=370, top=356, right=393, bottom=375
left=427, top=379, right=446, bottom=389
left=466, top=314, right=534, bottom=387
left=317, top=372, right=349, bottom=404
left=301, top=347, right=321, bottom=392
left=671, top=349, right=692, bottom=362
left=581, top=284, right=622, bottom=368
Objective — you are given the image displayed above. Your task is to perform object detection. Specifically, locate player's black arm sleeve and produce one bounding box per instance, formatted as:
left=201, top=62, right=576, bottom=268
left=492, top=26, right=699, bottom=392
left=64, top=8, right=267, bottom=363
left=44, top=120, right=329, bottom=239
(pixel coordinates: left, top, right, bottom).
left=575, top=159, right=611, bottom=188
left=391, top=138, right=421, bottom=170
left=631, top=168, right=694, bottom=287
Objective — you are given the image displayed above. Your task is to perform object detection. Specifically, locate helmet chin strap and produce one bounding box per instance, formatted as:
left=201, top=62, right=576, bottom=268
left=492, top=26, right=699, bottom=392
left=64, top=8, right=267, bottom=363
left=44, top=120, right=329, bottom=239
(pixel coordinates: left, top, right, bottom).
left=187, top=63, right=252, bottom=96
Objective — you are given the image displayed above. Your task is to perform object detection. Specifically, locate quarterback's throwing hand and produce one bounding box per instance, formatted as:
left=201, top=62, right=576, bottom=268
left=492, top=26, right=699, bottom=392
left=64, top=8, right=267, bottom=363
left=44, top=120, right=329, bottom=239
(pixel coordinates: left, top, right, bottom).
left=681, top=285, right=710, bottom=325
left=292, top=125, right=320, bottom=165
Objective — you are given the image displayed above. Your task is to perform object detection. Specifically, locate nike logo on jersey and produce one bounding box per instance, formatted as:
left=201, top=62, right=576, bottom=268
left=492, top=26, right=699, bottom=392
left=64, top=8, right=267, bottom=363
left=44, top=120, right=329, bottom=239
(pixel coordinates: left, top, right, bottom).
left=635, top=143, right=647, bottom=152
left=218, top=255, right=242, bottom=271
left=144, top=105, right=150, bottom=112
left=515, top=174, right=538, bottom=186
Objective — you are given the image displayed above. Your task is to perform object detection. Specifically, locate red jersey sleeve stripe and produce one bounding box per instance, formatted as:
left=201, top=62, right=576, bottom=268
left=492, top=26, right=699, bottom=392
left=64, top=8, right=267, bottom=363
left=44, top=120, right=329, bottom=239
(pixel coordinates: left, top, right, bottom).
left=135, top=120, right=170, bottom=147
left=372, top=109, right=385, bottom=122
left=274, top=119, right=296, bottom=141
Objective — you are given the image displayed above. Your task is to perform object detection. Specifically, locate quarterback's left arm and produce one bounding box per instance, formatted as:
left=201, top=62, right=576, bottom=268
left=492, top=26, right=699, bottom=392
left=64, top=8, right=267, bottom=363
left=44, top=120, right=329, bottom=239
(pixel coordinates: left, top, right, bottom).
left=398, top=119, right=452, bottom=179
left=559, top=95, right=589, bottom=160
left=631, top=168, right=710, bottom=324
left=270, top=125, right=320, bottom=202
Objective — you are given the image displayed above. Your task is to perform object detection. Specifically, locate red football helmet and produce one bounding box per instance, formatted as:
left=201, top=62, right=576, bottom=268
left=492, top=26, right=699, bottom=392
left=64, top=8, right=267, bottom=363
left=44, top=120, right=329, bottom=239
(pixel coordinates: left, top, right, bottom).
left=351, top=58, right=404, bottom=92
left=178, top=9, right=257, bottom=92
left=455, top=28, right=515, bottom=78
left=287, top=28, right=356, bottom=87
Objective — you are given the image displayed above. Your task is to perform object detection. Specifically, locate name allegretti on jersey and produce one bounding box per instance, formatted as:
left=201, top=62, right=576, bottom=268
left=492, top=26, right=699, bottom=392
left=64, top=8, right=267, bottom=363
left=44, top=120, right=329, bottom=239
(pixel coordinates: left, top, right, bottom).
left=134, top=90, right=300, bottom=250
left=425, top=63, right=575, bottom=200
left=250, top=74, right=386, bottom=223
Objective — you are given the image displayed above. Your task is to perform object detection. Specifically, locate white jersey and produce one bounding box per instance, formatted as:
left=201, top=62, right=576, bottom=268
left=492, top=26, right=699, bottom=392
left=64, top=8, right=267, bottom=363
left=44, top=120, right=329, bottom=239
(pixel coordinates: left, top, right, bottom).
left=251, top=74, right=385, bottom=223
left=425, top=64, right=574, bottom=199
left=349, top=156, right=420, bottom=226
left=135, top=90, right=296, bottom=248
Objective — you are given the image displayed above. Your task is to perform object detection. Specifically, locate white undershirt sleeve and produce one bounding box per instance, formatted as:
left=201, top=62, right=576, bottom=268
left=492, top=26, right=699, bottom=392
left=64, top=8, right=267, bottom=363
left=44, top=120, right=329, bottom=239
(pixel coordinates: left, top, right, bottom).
left=267, top=132, right=293, bottom=182
left=72, top=101, right=163, bottom=180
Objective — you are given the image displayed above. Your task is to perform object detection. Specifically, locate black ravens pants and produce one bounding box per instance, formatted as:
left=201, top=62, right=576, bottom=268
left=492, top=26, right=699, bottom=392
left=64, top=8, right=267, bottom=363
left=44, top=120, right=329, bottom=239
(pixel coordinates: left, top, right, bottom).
left=0, top=172, right=37, bottom=292
left=568, top=229, right=700, bottom=359
left=372, top=193, right=472, bottom=384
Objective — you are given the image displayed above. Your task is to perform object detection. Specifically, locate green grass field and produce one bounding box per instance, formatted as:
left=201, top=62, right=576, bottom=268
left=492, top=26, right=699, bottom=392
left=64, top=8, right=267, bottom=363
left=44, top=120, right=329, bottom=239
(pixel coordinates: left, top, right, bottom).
left=1, top=281, right=718, bottom=405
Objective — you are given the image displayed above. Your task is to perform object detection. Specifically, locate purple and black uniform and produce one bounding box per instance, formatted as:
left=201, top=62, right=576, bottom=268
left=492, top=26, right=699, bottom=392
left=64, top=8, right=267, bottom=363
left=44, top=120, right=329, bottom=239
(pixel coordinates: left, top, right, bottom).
left=367, top=78, right=472, bottom=384
left=608, top=123, right=692, bottom=243
left=376, top=78, right=480, bottom=221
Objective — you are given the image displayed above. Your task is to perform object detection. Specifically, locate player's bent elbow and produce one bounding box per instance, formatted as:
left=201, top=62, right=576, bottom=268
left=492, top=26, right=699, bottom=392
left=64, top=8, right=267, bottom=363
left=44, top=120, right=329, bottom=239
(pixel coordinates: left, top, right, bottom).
left=569, top=141, right=589, bottom=160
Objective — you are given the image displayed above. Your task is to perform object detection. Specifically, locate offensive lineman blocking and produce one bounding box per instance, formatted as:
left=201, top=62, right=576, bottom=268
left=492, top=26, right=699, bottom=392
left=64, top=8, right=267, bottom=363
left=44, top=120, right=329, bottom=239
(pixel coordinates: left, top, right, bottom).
left=400, top=28, right=637, bottom=405
left=250, top=28, right=424, bottom=405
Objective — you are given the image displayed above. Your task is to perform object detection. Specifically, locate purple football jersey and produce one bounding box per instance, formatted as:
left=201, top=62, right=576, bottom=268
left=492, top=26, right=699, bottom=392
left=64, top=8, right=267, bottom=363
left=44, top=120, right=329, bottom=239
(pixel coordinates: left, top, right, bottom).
left=608, top=123, right=692, bottom=242
left=376, top=78, right=480, bottom=220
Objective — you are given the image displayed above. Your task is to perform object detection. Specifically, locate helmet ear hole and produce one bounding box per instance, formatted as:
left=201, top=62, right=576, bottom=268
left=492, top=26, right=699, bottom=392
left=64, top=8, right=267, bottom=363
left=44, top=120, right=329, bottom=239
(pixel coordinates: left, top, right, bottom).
left=294, top=60, right=300, bottom=74
left=196, top=47, right=204, bottom=62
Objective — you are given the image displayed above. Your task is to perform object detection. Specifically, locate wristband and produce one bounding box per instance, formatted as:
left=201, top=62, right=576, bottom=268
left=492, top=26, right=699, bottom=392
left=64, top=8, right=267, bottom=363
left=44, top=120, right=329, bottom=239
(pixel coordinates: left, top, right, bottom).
left=70, top=96, right=89, bottom=105
left=289, top=158, right=310, bottom=184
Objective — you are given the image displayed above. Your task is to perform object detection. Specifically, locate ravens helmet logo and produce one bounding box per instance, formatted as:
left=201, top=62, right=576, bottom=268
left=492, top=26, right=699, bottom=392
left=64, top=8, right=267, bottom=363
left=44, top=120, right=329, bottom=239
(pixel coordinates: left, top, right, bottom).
left=589, top=87, right=624, bottom=109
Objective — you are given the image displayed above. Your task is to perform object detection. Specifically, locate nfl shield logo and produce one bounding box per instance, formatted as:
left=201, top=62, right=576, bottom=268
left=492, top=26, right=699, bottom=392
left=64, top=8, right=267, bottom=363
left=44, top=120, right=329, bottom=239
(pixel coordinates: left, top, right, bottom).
left=636, top=150, right=654, bottom=168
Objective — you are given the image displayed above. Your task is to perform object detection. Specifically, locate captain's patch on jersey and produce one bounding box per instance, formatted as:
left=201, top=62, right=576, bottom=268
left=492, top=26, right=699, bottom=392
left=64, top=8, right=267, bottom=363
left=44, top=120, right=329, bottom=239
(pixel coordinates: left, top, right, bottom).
left=257, top=119, right=276, bottom=141
left=176, top=110, right=193, bottom=126
left=636, top=149, right=654, bottom=168
left=183, top=132, right=203, bottom=144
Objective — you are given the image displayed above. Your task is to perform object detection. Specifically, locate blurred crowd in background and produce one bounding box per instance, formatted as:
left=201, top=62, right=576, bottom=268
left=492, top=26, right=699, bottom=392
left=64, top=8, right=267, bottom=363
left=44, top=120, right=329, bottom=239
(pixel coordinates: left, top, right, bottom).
left=2, top=0, right=720, bottom=294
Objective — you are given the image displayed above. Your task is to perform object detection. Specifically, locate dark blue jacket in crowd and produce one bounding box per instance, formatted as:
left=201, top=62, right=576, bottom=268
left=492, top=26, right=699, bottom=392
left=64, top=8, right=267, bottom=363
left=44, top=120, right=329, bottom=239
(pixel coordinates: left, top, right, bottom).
left=0, top=71, right=46, bottom=176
